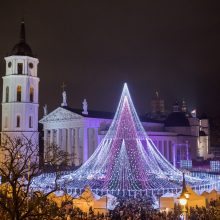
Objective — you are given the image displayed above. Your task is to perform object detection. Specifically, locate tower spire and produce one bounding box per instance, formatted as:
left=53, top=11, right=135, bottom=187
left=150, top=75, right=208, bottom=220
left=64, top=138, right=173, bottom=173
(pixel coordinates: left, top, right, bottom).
left=20, top=19, right=26, bottom=43
left=182, top=172, right=187, bottom=192
left=10, top=19, right=33, bottom=57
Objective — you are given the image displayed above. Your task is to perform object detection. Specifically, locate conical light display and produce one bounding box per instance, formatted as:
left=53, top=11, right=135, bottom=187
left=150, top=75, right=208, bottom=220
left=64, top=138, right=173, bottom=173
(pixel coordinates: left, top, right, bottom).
left=58, top=83, right=211, bottom=196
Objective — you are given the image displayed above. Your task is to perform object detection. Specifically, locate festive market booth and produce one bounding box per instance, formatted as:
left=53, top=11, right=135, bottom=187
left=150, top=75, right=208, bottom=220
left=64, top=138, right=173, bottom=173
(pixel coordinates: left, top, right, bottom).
left=201, top=189, right=220, bottom=204
left=160, top=192, right=179, bottom=211
left=48, top=190, right=74, bottom=207
left=186, top=186, right=206, bottom=208
left=160, top=186, right=206, bottom=210
left=46, top=187, right=117, bottom=214
left=94, top=194, right=118, bottom=214
left=72, top=186, right=100, bottom=213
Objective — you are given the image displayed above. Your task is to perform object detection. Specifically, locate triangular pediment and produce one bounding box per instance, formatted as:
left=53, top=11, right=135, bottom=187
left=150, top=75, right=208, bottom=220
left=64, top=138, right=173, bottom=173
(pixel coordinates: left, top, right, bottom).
left=39, top=107, right=83, bottom=123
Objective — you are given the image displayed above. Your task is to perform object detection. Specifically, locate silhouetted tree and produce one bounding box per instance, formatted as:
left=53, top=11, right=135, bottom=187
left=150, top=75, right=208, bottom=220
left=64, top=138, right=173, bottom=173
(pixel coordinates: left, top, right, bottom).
left=0, top=134, right=69, bottom=220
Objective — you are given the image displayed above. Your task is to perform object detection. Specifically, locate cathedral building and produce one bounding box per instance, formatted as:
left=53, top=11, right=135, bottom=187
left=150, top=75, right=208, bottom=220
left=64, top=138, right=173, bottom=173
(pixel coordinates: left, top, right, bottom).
left=1, top=21, right=39, bottom=146
left=41, top=91, right=212, bottom=167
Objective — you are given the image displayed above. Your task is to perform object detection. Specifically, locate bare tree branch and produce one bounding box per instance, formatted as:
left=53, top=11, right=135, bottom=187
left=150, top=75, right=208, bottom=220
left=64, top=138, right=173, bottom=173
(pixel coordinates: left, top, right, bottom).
left=0, top=133, right=71, bottom=220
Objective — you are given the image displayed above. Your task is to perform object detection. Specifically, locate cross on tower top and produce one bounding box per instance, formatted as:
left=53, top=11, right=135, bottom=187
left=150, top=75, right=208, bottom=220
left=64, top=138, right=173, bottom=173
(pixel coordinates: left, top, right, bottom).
left=61, top=82, right=66, bottom=91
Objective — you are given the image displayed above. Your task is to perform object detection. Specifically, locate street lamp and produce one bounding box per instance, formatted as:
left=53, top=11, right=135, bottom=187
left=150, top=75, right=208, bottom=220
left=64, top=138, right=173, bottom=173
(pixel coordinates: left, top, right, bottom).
left=179, top=172, right=190, bottom=220
left=179, top=193, right=187, bottom=206
left=179, top=191, right=187, bottom=219
left=184, top=191, right=190, bottom=199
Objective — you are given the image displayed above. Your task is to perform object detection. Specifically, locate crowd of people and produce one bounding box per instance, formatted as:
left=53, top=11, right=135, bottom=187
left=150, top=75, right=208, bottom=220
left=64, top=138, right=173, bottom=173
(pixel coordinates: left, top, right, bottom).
left=189, top=206, right=220, bottom=220
left=59, top=197, right=220, bottom=220
left=110, top=198, right=178, bottom=220
left=110, top=205, right=217, bottom=219
left=109, top=199, right=220, bottom=220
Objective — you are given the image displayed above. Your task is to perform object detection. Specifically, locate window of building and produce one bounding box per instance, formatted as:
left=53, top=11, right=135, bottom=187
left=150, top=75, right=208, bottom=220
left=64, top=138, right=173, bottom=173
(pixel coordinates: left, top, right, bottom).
left=17, top=86, right=22, bottom=102
left=29, top=116, right=33, bottom=128
left=8, top=62, right=12, bottom=68
left=6, top=86, right=9, bottom=102
left=29, top=62, right=33, bottom=69
left=16, top=116, right=20, bottom=128
left=17, top=63, right=23, bottom=74
left=30, top=87, right=34, bottom=102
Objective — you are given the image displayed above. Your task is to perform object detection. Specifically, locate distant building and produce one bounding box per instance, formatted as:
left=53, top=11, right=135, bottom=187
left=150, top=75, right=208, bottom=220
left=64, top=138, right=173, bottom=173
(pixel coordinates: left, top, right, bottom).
left=151, top=91, right=165, bottom=114
left=181, top=99, right=188, bottom=113
left=147, top=91, right=167, bottom=121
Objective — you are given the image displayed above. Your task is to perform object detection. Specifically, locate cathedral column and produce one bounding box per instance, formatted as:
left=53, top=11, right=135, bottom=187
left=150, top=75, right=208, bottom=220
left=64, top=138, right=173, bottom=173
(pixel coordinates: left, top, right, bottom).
left=56, top=129, right=60, bottom=148
left=161, top=140, right=164, bottom=156
left=153, top=140, right=157, bottom=148
left=44, top=129, right=49, bottom=146
left=94, top=127, right=99, bottom=148
left=67, top=128, right=72, bottom=156
left=166, top=141, right=170, bottom=161
left=44, top=129, right=49, bottom=159
left=62, top=128, right=67, bottom=152
left=97, top=136, right=101, bottom=146
left=74, top=128, right=79, bottom=166
left=50, top=129, right=54, bottom=145
left=172, top=142, right=176, bottom=167
left=158, top=140, right=162, bottom=153
left=48, top=130, right=54, bottom=159
left=163, top=140, right=167, bottom=159
left=83, top=127, right=88, bottom=162
left=59, top=129, right=63, bottom=150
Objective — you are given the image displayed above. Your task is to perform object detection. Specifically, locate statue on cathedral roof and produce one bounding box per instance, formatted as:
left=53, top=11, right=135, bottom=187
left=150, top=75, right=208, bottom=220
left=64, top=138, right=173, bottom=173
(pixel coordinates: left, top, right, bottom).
left=61, top=91, right=67, bottom=107
left=82, top=99, right=88, bottom=115
left=43, top=104, right=48, bottom=117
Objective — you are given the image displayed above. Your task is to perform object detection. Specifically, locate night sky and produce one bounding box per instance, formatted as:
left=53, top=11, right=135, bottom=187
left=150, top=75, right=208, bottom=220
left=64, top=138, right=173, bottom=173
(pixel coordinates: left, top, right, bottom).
left=1, top=1, right=220, bottom=118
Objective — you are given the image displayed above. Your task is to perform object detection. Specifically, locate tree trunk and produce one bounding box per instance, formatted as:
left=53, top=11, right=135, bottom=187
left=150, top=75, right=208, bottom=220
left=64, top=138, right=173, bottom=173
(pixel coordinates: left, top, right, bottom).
left=15, top=211, right=20, bottom=220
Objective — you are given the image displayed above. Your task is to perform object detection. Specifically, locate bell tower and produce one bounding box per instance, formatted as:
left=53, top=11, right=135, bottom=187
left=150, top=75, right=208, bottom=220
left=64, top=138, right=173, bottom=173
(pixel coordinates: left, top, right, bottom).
left=1, top=20, right=39, bottom=145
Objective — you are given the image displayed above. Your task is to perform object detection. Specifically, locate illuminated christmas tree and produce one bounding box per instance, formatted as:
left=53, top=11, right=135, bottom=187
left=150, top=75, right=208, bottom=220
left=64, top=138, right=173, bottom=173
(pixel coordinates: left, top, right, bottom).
left=59, top=83, right=208, bottom=196
left=34, top=83, right=215, bottom=197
